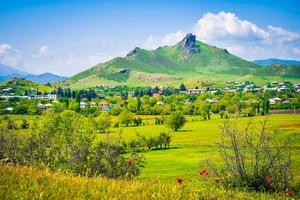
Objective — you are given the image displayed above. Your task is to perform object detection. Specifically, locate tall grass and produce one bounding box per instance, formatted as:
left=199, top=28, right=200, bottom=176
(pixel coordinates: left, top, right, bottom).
left=0, top=164, right=293, bottom=200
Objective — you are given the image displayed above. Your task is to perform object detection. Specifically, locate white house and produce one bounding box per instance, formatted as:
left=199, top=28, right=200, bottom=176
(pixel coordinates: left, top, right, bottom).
left=205, top=99, right=218, bottom=104
left=4, top=107, right=13, bottom=112
left=80, top=102, right=88, bottom=108
left=186, top=89, right=204, bottom=94
left=269, top=97, right=282, bottom=105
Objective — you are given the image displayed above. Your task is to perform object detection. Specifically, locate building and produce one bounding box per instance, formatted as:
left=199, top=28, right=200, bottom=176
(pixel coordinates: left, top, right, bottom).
left=186, top=89, right=204, bottom=94
left=37, top=103, right=52, bottom=109
left=205, top=99, right=218, bottom=104
left=4, top=107, right=13, bottom=112
left=28, top=94, right=57, bottom=100
left=101, top=107, right=111, bottom=112
left=269, top=97, right=282, bottom=105
left=80, top=102, right=88, bottom=108
left=153, top=93, right=161, bottom=98
left=99, top=101, right=109, bottom=108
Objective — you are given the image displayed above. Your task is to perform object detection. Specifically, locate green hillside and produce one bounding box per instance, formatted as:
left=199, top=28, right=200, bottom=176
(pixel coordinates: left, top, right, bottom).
left=0, top=78, right=53, bottom=95
left=66, top=34, right=298, bottom=88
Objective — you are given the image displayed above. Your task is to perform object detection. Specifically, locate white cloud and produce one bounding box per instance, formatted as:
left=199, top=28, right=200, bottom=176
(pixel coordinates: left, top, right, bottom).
left=144, top=11, right=300, bottom=60
left=0, top=43, right=25, bottom=67
left=194, top=12, right=268, bottom=42
left=39, top=46, right=52, bottom=57
left=144, top=31, right=186, bottom=49
left=193, top=11, right=300, bottom=60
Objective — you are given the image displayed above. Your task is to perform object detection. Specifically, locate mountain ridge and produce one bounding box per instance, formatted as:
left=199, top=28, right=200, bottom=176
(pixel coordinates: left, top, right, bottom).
left=253, top=58, right=300, bottom=66
left=0, top=64, right=68, bottom=83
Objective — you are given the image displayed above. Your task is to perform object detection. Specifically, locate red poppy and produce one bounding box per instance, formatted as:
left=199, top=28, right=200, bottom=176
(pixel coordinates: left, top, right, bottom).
left=176, top=178, right=183, bottom=184
left=127, top=159, right=133, bottom=166
left=287, top=190, right=294, bottom=196
left=214, top=179, right=220, bottom=184
left=265, top=177, right=272, bottom=183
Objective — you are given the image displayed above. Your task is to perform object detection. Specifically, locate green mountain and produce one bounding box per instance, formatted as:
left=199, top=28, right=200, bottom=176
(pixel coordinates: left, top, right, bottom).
left=0, top=78, right=53, bottom=95
left=66, top=34, right=298, bottom=88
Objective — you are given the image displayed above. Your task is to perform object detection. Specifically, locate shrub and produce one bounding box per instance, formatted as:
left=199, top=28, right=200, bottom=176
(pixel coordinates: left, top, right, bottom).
left=94, top=112, right=112, bottom=133
left=118, top=110, right=134, bottom=127
left=165, top=111, right=186, bottom=131
left=21, top=119, right=29, bottom=129
left=0, top=110, right=144, bottom=179
left=206, top=118, right=293, bottom=192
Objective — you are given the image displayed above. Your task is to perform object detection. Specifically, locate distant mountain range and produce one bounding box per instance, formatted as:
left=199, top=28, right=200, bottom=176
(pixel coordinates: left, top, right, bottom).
left=253, top=58, right=300, bottom=66
left=64, top=33, right=300, bottom=89
left=0, top=64, right=68, bottom=83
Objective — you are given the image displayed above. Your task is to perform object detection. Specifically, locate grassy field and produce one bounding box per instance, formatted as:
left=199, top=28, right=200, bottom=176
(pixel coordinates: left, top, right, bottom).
left=0, top=164, right=295, bottom=200
left=5, top=114, right=300, bottom=182
left=1, top=114, right=299, bottom=199
left=103, top=114, right=300, bottom=183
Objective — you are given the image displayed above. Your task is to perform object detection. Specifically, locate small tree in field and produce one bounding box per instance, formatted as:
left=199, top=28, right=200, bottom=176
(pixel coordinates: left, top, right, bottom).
left=118, top=110, right=134, bottom=127
left=206, top=118, right=293, bottom=192
left=94, top=112, right=112, bottom=133
left=166, top=111, right=186, bottom=131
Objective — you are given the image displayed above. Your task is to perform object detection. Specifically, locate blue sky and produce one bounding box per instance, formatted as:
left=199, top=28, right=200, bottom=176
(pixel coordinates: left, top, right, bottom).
left=0, top=0, right=300, bottom=75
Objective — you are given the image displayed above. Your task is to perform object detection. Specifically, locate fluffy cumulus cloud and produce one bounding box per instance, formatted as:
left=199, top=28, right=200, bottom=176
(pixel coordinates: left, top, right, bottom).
left=0, top=44, right=25, bottom=67
left=193, top=12, right=300, bottom=60
left=144, top=12, right=300, bottom=60
left=194, top=12, right=267, bottom=42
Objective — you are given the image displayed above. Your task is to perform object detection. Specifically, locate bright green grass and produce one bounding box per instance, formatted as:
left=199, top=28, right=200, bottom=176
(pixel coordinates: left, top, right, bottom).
left=100, top=114, right=300, bottom=182
left=4, top=114, right=300, bottom=183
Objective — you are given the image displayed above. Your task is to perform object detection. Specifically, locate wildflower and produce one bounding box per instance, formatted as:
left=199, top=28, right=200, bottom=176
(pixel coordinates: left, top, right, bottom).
left=127, top=159, right=133, bottom=166
left=199, top=169, right=209, bottom=176
left=214, top=179, right=220, bottom=184
left=265, top=177, right=272, bottom=183
left=176, top=178, right=183, bottom=184
left=287, top=190, right=294, bottom=196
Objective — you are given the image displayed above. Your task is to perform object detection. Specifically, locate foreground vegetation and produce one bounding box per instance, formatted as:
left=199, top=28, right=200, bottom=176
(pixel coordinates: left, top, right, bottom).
left=0, top=112, right=299, bottom=199
left=0, top=164, right=296, bottom=200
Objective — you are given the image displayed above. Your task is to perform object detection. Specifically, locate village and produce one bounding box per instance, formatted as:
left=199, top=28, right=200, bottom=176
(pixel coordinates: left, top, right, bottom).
left=0, top=80, right=299, bottom=114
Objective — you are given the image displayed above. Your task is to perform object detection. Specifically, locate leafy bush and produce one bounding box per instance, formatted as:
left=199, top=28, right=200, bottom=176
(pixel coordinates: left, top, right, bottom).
left=0, top=110, right=144, bottom=179
left=165, top=111, right=186, bottom=131
left=206, top=118, right=293, bottom=192
left=128, top=132, right=172, bottom=151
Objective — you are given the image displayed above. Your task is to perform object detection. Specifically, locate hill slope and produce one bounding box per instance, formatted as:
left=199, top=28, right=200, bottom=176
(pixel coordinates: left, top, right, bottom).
left=22, top=73, right=68, bottom=84
left=66, top=34, right=298, bottom=88
left=0, top=78, right=53, bottom=95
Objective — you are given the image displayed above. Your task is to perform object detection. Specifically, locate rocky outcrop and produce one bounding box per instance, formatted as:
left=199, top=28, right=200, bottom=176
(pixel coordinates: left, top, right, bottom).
left=179, top=33, right=200, bottom=55
left=118, top=68, right=129, bottom=74
left=126, top=47, right=141, bottom=56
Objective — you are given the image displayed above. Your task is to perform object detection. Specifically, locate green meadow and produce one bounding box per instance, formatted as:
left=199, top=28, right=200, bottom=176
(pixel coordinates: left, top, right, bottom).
left=1, top=113, right=299, bottom=199
left=4, top=114, right=300, bottom=183
left=100, top=114, right=300, bottom=183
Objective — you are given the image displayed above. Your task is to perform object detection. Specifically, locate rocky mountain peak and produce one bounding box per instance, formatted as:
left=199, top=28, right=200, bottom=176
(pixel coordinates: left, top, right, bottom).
left=179, top=33, right=200, bottom=55
left=126, top=47, right=141, bottom=57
